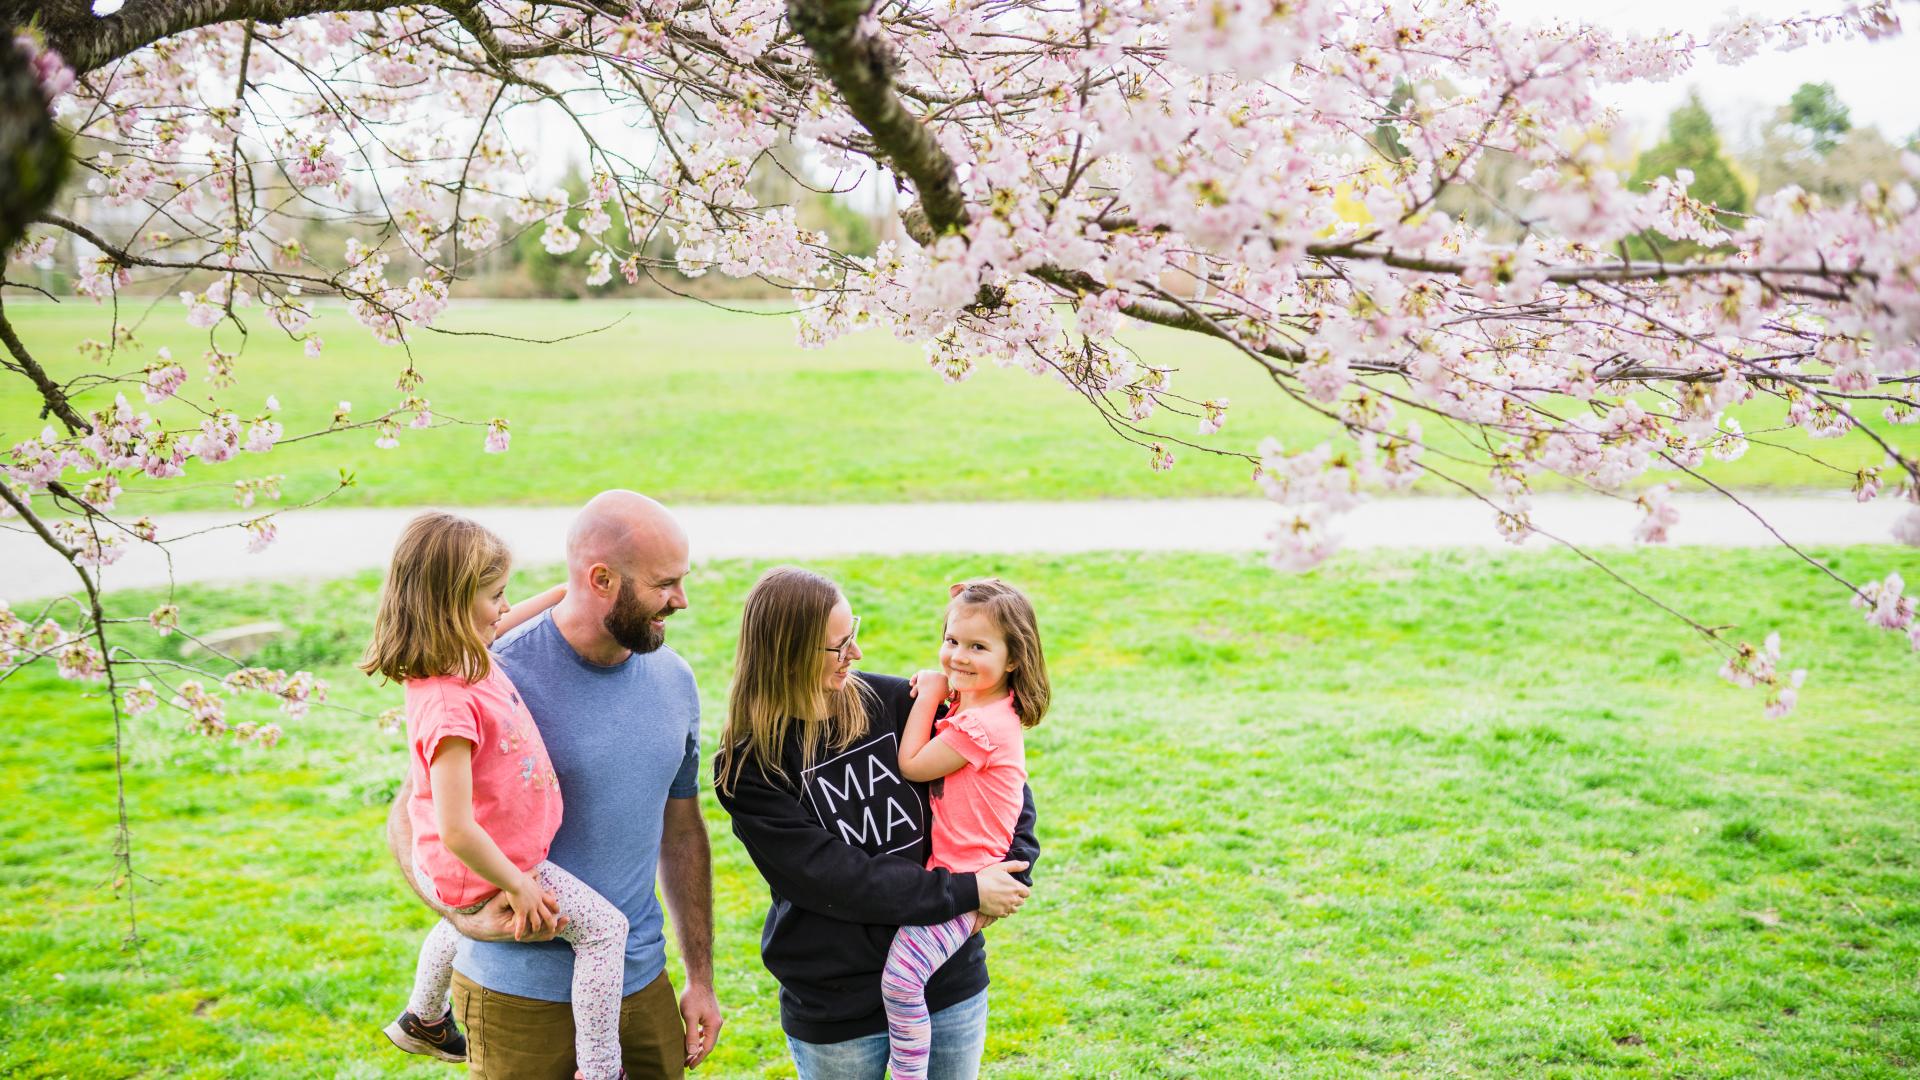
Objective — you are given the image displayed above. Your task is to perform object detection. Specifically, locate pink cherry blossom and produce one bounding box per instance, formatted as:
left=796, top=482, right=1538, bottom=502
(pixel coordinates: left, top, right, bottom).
left=244, top=517, right=278, bottom=553
left=172, top=681, right=227, bottom=737
left=149, top=605, right=180, bottom=636
left=1853, top=573, right=1915, bottom=631
left=58, top=639, right=106, bottom=681
left=15, top=33, right=75, bottom=103
left=1633, top=485, right=1681, bottom=545
left=123, top=679, right=160, bottom=716
left=586, top=250, right=613, bottom=287
left=1895, top=505, right=1920, bottom=547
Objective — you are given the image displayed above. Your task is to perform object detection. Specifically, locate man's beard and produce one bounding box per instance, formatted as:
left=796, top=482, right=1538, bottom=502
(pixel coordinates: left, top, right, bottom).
left=605, top=577, right=667, bottom=654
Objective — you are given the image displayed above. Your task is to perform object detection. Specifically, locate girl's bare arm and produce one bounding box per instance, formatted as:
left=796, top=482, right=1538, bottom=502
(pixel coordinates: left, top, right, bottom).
left=428, top=739, right=557, bottom=937
left=497, top=583, right=565, bottom=637
left=898, top=670, right=968, bottom=782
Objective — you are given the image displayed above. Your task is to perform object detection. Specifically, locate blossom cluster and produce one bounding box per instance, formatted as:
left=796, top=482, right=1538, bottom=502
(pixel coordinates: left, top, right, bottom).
left=4, top=0, right=1914, bottom=722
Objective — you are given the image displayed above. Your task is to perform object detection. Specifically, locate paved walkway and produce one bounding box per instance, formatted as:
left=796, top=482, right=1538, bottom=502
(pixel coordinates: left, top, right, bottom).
left=2, top=493, right=1908, bottom=600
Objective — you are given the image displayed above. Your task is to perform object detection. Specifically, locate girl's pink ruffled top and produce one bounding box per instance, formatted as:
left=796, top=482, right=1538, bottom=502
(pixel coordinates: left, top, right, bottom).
left=405, top=667, right=564, bottom=907
left=927, top=693, right=1028, bottom=874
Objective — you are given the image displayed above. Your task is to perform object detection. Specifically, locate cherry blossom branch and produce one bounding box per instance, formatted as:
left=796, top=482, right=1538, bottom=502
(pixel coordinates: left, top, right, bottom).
left=1659, top=451, right=1865, bottom=600
left=1420, top=461, right=1735, bottom=646
left=0, top=475, right=143, bottom=947
left=0, top=295, right=88, bottom=433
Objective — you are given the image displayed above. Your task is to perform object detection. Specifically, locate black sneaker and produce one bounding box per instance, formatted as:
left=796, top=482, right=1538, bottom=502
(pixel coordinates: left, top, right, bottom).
left=383, top=1007, right=468, bottom=1063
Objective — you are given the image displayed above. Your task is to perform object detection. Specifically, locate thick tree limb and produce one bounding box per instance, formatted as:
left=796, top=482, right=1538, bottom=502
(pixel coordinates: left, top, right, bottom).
left=17, top=0, right=409, bottom=75
left=0, top=295, right=88, bottom=434
left=785, top=0, right=968, bottom=234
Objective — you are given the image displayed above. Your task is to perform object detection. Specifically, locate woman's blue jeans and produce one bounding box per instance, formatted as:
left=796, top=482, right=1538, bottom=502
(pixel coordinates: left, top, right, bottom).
left=786, top=989, right=988, bottom=1080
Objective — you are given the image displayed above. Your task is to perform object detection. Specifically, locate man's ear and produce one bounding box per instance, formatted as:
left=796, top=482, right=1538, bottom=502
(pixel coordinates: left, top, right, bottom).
left=948, top=581, right=967, bottom=599
left=591, top=564, right=616, bottom=595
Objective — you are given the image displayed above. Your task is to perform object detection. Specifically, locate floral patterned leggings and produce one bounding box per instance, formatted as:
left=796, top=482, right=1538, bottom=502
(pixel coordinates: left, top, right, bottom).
left=407, top=860, right=629, bottom=1080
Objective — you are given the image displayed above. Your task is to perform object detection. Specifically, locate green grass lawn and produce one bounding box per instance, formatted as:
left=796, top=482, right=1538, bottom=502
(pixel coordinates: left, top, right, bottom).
left=3, top=299, right=1911, bottom=513
left=2, top=546, right=1917, bottom=1077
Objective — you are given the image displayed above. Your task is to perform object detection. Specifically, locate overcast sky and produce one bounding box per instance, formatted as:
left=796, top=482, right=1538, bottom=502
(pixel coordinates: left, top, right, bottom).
left=1522, top=0, right=1920, bottom=143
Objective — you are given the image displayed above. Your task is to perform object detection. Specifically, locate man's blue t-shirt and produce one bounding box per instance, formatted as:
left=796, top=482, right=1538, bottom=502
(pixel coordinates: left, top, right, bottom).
left=455, top=610, right=701, bottom=1000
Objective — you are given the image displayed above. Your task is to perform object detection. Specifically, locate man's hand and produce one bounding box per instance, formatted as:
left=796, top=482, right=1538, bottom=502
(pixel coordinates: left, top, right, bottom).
left=679, top=981, right=724, bottom=1069
left=658, top=796, right=719, bottom=1065
left=448, top=889, right=568, bottom=943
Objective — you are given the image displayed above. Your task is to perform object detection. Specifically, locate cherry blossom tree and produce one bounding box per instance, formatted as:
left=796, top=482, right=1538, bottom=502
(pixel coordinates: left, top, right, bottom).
left=4, top=0, right=1919, bottom=934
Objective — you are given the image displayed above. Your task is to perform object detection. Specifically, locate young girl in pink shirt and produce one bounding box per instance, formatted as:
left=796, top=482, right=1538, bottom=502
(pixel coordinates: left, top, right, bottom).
left=361, top=512, right=629, bottom=1080
left=891, top=578, right=1050, bottom=1080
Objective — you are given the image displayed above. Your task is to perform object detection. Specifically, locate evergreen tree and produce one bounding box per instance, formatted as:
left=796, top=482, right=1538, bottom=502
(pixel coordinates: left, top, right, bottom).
left=1628, top=93, right=1749, bottom=258
left=1630, top=92, right=1750, bottom=216
left=1786, top=82, right=1851, bottom=156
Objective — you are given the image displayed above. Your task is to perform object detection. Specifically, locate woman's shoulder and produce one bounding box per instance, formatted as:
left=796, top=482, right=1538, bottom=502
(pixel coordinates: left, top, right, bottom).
left=852, top=671, right=914, bottom=725
left=853, top=670, right=911, bottom=696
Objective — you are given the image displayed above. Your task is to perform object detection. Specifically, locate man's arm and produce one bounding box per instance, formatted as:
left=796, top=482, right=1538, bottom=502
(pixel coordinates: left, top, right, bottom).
left=387, top=779, right=451, bottom=917
left=386, top=776, right=562, bottom=943
left=659, top=796, right=723, bottom=1069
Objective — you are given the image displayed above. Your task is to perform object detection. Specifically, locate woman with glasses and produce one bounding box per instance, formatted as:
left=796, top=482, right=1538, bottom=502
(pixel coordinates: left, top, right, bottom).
left=713, top=566, right=1039, bottom=1080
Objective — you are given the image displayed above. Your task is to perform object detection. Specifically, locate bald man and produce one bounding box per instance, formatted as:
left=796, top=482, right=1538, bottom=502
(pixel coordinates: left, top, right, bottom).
left=388, top=491, right=723, bottom=1078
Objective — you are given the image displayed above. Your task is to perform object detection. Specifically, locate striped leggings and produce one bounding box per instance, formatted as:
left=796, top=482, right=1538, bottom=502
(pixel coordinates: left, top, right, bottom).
left=880, top=912, right=978, bottom=1080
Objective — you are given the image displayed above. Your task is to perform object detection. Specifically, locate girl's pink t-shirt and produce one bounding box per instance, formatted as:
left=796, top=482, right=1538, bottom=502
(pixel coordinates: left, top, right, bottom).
left=927, top=694, right=1028, bottom=874
left=406, top=666, right=563, bottom=908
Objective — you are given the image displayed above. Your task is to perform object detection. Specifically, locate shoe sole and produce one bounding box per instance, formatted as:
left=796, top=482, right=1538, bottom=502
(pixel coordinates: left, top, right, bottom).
left=383, top=1020, right=467, bottom=1063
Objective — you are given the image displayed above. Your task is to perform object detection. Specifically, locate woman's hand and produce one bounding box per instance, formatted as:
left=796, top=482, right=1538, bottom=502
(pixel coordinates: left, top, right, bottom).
left=909, top=668, right=949, bottom=701
left=971, top=913, right=998, bottom=933
left=505, top=875, right=561, bottom=941
left=973, top=860, right=1031, bottom=918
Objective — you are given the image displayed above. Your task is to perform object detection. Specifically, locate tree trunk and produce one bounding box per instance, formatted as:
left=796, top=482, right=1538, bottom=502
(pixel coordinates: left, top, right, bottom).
left=0, top=35, right=68, bottom=253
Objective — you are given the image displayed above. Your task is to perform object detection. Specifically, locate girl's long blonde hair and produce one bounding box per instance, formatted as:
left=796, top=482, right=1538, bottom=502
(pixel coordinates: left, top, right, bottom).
left=716, top=566, right=873, bottom=796
left=949, top=578, right=1049, bottom=728
left=360, top=511, right=511, bottom=684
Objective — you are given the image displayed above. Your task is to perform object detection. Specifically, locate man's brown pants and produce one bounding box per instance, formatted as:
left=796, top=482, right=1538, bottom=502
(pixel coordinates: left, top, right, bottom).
left=451, top=969, right=685, bottom=1080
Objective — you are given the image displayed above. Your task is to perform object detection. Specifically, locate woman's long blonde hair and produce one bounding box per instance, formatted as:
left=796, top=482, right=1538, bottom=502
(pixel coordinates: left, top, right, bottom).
left=716, top=566, right=873, bottom=796
left=360, top=511, right=511, bottom=684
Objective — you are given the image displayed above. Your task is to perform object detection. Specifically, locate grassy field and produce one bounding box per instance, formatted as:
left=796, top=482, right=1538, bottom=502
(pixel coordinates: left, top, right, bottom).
left=3, top=299, right=1913, bottom=513
left=2, top=546, right=1917, bottom=1077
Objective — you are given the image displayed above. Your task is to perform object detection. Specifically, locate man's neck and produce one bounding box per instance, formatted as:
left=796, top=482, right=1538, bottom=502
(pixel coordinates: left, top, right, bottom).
left=550, top=596, right=632, bottom=668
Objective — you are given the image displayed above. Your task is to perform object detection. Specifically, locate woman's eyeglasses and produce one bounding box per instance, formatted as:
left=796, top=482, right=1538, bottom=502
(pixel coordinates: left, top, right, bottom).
left=822, top=615, right=860, bottom=661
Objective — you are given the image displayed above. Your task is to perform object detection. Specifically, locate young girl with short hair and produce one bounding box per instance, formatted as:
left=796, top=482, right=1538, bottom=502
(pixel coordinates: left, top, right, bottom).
left=888, top=578, right=1049, bottom=1080
left=362, top=511, right=629, bottom=1079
